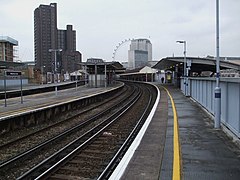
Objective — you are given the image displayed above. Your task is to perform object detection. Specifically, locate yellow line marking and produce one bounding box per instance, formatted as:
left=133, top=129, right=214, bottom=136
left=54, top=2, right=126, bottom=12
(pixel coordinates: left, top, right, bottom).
left=162, top=86, right=181, bottom=180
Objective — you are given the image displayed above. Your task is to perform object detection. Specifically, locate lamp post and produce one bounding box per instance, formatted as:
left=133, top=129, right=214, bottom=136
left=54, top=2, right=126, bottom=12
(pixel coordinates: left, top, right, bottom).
left=176, top=40, right=187, bottom=96
left=2, top=66, right=7, bottom=107
left=84, top=65, right=88, bottom=86
left=41, top=65, right=45, bottom=85
left=215, top=0, right=221, bottom=128
left=49, top=48, right=62, bottom=95
left=75, top=71, right=78, bottom=91
left=104, top=61, right=107, bottom=88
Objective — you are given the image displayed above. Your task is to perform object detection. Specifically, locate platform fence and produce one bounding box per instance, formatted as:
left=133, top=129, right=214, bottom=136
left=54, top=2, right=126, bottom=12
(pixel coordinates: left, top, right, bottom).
left=181, top=77, right=240, bottom=138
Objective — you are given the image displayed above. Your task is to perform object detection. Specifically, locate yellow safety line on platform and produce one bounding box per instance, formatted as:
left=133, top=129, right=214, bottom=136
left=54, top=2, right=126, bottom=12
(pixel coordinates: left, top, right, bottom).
left=163, top=87, right=181, bottom=180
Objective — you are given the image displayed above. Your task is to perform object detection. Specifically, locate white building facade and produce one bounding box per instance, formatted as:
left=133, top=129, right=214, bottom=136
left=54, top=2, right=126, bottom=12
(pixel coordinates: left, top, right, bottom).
left=128, top=39, right=152, bottom=69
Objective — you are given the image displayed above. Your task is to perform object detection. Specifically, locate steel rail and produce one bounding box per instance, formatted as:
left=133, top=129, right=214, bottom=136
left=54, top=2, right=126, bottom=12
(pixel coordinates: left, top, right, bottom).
left=17, top=84, right=142, bottom=179
left=0, top=85, right=133, bottom=170
left=0, top=85, right=129, bottom=150
left=97, top=86, right=153, bottom=179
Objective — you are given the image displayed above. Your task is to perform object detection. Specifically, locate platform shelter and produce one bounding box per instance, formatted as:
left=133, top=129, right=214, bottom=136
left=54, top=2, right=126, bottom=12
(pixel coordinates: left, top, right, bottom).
left=79, top=58, right=125, bottom=88
left=119, top=66, right=159, bottom=82
left=153, top=56, right=240, bottom=87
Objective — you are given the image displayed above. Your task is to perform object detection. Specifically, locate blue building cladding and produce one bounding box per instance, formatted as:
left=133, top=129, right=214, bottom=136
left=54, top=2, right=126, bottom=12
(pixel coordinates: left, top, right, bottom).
left=134, top=50, right=148, bottom=68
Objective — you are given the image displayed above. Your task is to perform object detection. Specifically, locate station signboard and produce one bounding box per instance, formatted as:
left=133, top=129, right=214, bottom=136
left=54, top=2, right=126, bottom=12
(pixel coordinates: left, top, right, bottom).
left=87, top=58, right=104, bottom=63
left=6, top=71, right=22, bottom=76
left=3, top=71, right=23, bottom=107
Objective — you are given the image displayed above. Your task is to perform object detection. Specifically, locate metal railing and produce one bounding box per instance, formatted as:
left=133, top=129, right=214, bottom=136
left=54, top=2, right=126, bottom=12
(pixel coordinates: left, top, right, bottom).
left=181, top=77, right=240, bottom=138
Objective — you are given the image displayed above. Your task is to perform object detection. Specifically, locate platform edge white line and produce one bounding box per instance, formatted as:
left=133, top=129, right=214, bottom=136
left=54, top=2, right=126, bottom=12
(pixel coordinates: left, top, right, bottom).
left=109, top=84, right=161, bottom=180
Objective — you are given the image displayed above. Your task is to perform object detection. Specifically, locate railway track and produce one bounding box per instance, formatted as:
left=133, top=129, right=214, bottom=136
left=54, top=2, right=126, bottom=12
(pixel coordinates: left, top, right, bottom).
left=0, top=83, right=133, bottom=179
left=0, top=85, right=130, bottom=154
left=0, top=82, right=157, bottom=179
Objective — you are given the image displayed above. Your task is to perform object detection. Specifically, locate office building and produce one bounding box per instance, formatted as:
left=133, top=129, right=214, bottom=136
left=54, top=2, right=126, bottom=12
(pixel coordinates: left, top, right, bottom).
left=34, top=3, right=81, bottom=75
left=58, top=25, right=81, bottom=73
left=128, top=39, right=152, bottom=69
left=34, top=3, right=57, bottom=73
left=0, top=36, right=18, bottom=62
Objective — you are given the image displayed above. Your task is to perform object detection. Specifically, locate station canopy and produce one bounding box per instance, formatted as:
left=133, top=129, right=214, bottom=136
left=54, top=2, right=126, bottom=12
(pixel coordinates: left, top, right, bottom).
left=120, top=66, right=158, bottom=76
left=79, top=59, right=125, bottom=74
left=153, top=57, right=240, bottom=75
left=0, top=61, right=24, bottom=69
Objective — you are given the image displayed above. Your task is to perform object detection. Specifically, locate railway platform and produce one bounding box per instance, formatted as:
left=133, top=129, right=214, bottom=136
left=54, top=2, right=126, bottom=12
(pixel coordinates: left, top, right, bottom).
left=1, top=82, right=240, bottom=179
left=0, top=84, right=121, bottom=120
left=119, top=84, right=240, bottom=180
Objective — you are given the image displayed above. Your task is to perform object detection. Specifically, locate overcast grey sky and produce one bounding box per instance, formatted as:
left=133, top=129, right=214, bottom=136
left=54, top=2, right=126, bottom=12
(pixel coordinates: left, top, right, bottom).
left=1, top=0, right=240, bottom=62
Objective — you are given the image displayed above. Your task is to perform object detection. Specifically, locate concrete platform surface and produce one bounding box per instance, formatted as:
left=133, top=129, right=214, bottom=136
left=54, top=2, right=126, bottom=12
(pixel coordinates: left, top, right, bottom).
left=121, top=84, right=240, bottom=180
left=0, top=85, right=117, bottom=119
left=121, top=86, right=169, bottom=180
left=169, top=86, right=240, bottom=180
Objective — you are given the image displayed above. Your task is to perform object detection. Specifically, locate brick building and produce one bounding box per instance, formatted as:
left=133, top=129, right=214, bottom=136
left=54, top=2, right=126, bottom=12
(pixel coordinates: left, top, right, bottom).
left=0, top=36, right=18, bottom=62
